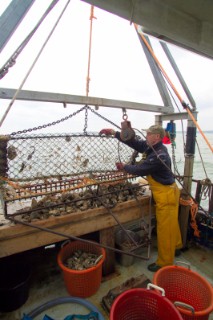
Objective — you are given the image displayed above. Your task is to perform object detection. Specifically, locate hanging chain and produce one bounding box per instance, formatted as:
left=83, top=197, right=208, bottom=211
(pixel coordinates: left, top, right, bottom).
left=10, top=105, right=87, bottom=136
left=83, top=105, right=88, bottom=134
left=10, top=105, right=121, bottom=136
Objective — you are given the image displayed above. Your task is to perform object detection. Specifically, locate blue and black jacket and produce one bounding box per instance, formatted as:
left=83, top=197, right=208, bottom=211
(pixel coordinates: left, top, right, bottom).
left=115, top=131, right=175, bottom=185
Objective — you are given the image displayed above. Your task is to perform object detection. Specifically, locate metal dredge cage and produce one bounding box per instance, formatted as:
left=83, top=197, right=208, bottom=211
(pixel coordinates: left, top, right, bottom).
left=0, top=132, right=144, bottom=219
left=4, top=133, right=134, bottom=181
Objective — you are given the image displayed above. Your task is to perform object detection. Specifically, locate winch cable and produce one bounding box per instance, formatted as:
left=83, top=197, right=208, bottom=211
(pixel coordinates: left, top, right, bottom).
left=7, top=216, right=150, bottom=260
left=0, top=0, right=71, bottom=128
left=135, top=24, right=213, bottom=154
left=0, top=0, right=60, bottom=80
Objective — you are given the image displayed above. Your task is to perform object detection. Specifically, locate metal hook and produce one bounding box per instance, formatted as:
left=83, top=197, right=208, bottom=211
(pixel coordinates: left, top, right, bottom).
left=122, top=108, right=128, bottom=120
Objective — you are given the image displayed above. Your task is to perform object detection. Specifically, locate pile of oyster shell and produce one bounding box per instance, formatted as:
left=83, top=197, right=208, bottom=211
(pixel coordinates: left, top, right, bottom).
left=10, top=182, right=146, bottom=222
left=64, top=250, right=103, bottom=270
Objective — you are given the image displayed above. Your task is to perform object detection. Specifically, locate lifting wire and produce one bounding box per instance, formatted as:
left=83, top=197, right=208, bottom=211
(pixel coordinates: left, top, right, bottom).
left=0, top=0, right=71, bottom=128
left=135, top=24, right=213, bottom=154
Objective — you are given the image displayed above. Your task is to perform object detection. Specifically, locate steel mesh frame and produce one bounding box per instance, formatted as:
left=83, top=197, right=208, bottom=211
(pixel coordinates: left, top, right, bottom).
left=0, top=132, right=143, bottom=218
left=5, top=132, right=134, bottom=182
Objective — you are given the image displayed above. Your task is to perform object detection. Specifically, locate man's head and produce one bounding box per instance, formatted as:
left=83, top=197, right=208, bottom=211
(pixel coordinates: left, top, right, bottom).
left=143, top=125, right=165, bottom=146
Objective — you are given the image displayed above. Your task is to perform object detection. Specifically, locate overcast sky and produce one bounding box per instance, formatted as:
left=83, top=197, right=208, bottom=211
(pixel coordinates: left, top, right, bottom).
left=0, top=0, right=213, bottom=135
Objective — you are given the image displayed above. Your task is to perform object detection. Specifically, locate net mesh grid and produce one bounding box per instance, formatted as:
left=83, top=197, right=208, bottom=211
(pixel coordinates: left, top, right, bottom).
left=0, top=132, right=142, bottom=218
left=6, top=132, right=133, bottom=182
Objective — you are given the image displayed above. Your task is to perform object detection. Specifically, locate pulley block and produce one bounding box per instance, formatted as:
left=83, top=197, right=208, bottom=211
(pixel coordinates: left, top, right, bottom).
left=120, top=120, right=135, bottom=141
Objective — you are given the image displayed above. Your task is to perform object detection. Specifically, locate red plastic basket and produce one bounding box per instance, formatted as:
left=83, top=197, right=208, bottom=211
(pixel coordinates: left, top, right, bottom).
left=57, top=240, right=105, bottom=298
left=153, top=263, right=213, bottom=320
left=110, top=285, right=183, bottom=320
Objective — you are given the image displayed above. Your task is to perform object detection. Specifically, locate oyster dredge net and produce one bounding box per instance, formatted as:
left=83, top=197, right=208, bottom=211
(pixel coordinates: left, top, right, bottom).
left=0, top=132, right=147, bottom=220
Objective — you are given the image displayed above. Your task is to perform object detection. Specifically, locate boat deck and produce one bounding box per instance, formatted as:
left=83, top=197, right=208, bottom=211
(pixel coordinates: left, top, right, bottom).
left=0, top=235, right=212, bottom=320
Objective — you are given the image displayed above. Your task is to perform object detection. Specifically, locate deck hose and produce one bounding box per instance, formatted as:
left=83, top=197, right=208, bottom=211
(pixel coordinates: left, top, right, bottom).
left=22, top=296, right=105, bottom=320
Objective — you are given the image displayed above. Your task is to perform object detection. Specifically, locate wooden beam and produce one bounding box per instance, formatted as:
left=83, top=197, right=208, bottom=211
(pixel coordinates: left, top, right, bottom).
left=0, top=88, right=174, bottom=113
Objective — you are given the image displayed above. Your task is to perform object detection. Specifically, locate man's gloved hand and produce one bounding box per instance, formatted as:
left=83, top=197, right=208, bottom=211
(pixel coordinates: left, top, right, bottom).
left=116, top=162, right=125, bottom=170
left=99, top=128, right=115, bottom=136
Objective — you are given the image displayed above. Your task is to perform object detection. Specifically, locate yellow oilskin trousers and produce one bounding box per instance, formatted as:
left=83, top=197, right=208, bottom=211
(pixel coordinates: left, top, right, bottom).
left=147, top=175, right=182, bottom=266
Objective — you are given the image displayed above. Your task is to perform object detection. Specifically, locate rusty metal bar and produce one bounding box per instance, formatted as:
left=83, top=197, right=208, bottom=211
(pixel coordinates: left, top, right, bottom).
left=8, top=216, right=151, bottom=260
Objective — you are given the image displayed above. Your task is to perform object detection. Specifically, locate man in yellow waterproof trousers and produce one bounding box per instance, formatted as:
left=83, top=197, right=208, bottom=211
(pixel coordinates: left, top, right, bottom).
left=100, top=125, right=182, bottom=272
